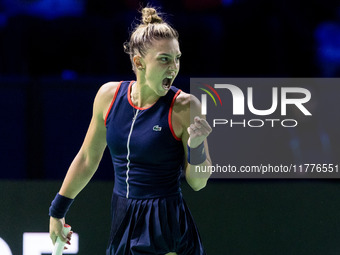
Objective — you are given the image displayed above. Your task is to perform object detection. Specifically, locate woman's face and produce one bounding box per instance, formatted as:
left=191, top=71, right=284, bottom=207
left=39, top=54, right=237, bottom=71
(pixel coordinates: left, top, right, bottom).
left=139, top=38, right=181, bottom=96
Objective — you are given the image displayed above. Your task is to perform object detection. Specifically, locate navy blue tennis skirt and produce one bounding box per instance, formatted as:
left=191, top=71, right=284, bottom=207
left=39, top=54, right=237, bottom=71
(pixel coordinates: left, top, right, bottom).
left=106, top=192, right=206, bottom=255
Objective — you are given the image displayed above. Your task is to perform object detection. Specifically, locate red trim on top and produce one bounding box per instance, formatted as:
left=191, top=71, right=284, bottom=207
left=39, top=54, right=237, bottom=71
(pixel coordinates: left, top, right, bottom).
left=104, top=81, right=123, bottom=127
left=127, top=81, right=157, bottom=110
left=168, top=89, right=182, bottom=141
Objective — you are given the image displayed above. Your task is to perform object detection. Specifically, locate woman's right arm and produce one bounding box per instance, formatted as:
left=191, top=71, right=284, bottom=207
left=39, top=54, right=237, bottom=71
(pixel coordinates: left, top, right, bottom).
left=49, top=82, right=120, bottom=244
left=59, top=82, right=119, bottom=198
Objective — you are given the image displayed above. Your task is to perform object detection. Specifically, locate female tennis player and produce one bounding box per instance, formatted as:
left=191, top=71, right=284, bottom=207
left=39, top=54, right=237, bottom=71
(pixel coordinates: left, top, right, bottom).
left=49, top=7, right=212, bottom=255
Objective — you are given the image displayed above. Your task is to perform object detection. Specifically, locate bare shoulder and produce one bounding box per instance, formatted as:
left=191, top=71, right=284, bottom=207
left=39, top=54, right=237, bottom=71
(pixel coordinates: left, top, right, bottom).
left=96, top=81, right=121, bottom=103
left=94, top=81, right=121, bottom=119
left=173, top=91, right=201, bottom=114
left=173, top=91, right=202, bottom=126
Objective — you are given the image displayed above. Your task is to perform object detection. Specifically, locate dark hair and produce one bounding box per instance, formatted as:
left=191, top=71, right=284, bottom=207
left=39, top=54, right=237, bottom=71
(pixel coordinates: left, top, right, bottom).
left=124, top=7, right=179, bottom=72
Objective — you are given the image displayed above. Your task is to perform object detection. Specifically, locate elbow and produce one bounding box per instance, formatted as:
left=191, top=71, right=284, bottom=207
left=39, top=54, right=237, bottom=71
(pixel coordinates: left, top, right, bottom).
left=75, top=150, right=100, bottom=174
left=189, top=179, right=207, bottom=191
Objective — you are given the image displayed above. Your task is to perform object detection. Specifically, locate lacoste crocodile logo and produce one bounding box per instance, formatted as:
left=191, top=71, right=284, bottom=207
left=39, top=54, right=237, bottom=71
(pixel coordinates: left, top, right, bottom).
left=153, top=125, right=162, bottom=131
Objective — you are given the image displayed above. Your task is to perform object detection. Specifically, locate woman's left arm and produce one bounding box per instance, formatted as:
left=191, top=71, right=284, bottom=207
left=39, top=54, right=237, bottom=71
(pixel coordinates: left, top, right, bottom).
left=173, top=92, right=212, bottom=191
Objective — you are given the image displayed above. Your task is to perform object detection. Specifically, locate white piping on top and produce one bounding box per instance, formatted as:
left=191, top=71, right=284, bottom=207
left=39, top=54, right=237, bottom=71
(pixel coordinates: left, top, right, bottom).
left=125, top=108, right=139, bottom=198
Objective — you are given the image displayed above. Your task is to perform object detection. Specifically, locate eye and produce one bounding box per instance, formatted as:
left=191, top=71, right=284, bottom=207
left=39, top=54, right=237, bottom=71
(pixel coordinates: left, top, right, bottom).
left=160, top=57, right=169, bottom=62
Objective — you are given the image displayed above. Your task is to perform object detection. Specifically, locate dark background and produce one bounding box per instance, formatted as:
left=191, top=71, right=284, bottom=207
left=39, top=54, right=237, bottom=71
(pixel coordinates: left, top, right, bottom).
left=1, top=0, right=340, bottom=254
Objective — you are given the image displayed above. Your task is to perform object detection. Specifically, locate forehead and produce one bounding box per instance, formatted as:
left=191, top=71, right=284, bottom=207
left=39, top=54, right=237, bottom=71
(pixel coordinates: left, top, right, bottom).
left=147, top=38, right=181, bottom=56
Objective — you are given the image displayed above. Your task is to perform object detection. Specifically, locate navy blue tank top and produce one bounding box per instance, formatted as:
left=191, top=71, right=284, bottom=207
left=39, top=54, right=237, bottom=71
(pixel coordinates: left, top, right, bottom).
left=105, top=81, right=184, bottom=199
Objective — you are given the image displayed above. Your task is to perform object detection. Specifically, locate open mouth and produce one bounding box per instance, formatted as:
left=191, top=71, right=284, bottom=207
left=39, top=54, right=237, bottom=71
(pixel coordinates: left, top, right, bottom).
left=162, top=76, right=173, bottom=90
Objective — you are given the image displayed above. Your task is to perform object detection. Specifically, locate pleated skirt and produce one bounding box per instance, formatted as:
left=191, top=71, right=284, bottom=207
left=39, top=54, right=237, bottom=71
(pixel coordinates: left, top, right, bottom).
left=106, top=192, right=206, bottom=255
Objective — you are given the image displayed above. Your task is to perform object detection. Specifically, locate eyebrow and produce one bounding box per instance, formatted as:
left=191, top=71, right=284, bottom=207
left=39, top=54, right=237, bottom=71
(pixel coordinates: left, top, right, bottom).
left=159, top=53, right=182, bottom=57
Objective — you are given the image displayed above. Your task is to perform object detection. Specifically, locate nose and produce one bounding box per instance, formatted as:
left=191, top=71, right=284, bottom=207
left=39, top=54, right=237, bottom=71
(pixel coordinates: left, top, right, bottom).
left=169, top=59, right=179, bottom=71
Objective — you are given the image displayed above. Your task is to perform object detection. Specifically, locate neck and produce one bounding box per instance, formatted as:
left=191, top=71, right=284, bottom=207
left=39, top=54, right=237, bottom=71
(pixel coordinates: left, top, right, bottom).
left=131, top=80, right=160, bottom=108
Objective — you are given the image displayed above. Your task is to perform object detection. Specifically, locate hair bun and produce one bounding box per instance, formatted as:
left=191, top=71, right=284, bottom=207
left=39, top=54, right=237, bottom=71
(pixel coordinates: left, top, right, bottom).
left=142, top=7, right=163, bottom=25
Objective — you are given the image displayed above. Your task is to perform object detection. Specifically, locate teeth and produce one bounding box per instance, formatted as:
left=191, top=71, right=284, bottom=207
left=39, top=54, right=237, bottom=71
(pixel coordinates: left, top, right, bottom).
left=167, top=76, right=173, bottom=79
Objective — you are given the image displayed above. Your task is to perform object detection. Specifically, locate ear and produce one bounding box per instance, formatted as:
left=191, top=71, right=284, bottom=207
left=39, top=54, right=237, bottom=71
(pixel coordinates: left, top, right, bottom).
left=133, top=55, right=144, bottom=71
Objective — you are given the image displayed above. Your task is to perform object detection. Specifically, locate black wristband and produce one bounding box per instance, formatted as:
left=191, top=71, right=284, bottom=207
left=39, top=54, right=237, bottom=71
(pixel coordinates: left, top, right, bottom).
left=49, top=193, right=74, bottom=219
left=187, top=142, right=207, bottom=165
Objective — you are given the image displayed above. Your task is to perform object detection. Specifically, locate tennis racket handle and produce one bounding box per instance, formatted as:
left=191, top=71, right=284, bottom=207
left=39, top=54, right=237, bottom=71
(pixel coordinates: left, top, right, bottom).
left=52, top=224, right=71, bottom=255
